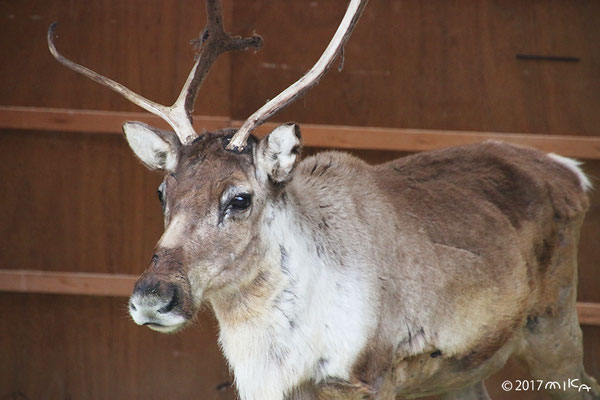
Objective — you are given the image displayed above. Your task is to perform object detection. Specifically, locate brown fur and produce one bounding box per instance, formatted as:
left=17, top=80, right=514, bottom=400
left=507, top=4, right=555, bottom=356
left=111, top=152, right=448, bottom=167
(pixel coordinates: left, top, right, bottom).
left=130, top=132, right=598, bottom=399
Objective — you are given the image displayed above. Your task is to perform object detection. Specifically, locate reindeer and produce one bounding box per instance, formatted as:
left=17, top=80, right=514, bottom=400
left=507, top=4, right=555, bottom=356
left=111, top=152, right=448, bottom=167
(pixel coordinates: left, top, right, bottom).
left=48, top=0, right=599, bottom=399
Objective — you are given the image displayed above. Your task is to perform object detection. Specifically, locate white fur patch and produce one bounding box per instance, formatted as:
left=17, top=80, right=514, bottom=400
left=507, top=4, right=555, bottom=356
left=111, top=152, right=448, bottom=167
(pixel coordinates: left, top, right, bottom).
left=548, top=153, right=592, bottom=191
left=257, top=124, right=300, bottom=183
left=216, top=205, right=376, bottom=400
left=123, top=121, right=178, bottom=171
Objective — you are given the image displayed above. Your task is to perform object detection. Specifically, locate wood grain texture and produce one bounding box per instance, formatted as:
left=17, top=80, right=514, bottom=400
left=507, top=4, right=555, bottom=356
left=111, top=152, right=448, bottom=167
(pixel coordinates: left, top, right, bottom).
left=578, top=303, right=600, bottom=327
left=0, top=129, right=164, bottom=275
left=230, top=0, right=600, bottom=135
left=0, top=270, right=137, bottom=297
left=2, top=107, right=600, bottom=158
left=0, top=106, right=230, bottom=135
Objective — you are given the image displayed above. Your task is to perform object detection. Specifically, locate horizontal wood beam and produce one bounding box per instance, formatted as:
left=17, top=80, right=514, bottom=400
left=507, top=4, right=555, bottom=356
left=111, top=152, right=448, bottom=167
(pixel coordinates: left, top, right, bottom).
left=1, top=106, right=600, bottom=159
left=0, top=269, right=599, bottom=327
left=0, top=106, right=229, bottom=136
left=240, top=121, right=600, bottom=159
left=577, top=302, right=600, bottom=327
left=0, top=269, right=136, bottom=297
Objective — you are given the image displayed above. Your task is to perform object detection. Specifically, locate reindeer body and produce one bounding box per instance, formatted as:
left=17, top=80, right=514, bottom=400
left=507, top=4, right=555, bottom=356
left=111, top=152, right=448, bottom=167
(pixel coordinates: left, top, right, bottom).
left=48, top=1, right=599, bottom=397
left=197, top=138, right=595, bottom=399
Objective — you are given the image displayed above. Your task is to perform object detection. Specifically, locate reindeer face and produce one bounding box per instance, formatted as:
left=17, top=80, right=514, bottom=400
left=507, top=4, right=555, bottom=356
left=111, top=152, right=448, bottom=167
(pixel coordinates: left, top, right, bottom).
left=48, top=0, right=358, bottom=335
left=126, top=123, right=301, bottom=333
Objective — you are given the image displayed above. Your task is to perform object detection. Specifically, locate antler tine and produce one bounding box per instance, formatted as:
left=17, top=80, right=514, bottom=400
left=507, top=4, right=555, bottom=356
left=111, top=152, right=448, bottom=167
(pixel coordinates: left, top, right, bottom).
left=47, top=22, right=172, bottom=125
left=48, top=0, right=262, bottom=145
left=174, top=0, right=263, bottom=128
left=48, top=23, right=200, bottom=143
left=227, top=0, right=368, bottom=151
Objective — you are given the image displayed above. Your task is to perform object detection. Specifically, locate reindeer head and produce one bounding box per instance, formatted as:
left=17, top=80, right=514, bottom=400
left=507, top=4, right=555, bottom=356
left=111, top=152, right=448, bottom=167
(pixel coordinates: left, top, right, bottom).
left=124, top=123, right=301, bottom=332
left=48, top=0, right=366, bottom=332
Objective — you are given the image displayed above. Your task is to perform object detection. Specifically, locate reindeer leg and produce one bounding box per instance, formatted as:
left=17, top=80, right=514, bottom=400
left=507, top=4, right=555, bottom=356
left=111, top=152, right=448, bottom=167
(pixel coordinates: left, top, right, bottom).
left=516, top=288, right=600, bottom=400
left=440, top=381, right=491, bottom=400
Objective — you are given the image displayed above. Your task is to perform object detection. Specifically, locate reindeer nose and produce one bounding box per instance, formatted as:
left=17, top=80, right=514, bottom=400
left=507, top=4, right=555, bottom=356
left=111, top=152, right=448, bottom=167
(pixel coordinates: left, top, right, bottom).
left=129, top=276, right=187, bottom=332
left=128, top=252, right=192, bottom=332
left=130, top=278, right=180, bottom=315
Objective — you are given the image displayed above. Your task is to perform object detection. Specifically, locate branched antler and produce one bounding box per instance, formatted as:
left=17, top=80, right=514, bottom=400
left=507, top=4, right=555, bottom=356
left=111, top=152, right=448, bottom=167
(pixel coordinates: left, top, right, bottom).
left=227, top=0, right=368, bottom=151
left=180, top=0, right=262, bottom=123
left=49, top=0, right=366, bottom=150
left=48, top=0, right=262, bottom=145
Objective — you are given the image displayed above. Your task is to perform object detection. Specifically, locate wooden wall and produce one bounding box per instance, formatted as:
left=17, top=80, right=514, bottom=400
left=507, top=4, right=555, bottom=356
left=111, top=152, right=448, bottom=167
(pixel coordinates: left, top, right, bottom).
left=231, top=0, right=600, bottom=134
left=0, top=1, right=598, bottom=399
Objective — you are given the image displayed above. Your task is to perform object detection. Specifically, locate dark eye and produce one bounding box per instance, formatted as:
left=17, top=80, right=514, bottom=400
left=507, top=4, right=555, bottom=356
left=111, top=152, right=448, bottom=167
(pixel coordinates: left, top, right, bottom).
left=157, top=183, right=166, bottom=212
left=228, top=193, right=251, bottom=211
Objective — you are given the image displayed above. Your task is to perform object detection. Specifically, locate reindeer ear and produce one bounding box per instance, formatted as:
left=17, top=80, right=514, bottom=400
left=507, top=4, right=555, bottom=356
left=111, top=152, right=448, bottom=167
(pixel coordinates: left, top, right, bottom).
left=123, top=122, right=180, bottom=172
left=255, top=123, right=302, bottom=184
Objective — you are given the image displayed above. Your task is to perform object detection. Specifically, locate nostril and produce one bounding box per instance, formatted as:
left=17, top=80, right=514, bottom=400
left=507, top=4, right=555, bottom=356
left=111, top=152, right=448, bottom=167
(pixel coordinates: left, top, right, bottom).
left=129, top=301, right=137, bottom=312
left=133, top=278, right=162, bottom=298
left=158, top=289, right=179, bottom=314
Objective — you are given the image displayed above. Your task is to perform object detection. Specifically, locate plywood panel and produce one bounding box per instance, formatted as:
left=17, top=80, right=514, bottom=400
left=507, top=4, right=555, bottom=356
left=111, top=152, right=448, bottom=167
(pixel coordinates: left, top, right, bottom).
left=0, top=129, right=164, bottom=275
left=0, top=0, right=234, bottom=117
left=230, top=0, right=600, bottom=135
left=0, top=293, right=235, bottom=400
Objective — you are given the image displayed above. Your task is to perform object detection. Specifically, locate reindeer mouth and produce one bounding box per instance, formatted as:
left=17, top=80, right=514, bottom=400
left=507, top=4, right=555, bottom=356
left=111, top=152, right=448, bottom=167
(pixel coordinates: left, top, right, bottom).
left=143, top=321, right=186, bottom=333
left=129, top=290, right=191, bottom=334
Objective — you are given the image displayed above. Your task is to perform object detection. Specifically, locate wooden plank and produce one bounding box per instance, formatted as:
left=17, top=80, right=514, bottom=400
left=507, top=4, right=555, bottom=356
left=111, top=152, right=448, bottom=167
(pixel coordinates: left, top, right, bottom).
left=240, top=121, right=600, bottom=159
left=578, top=302, right=600, bottom=327
left=0, top=106, right=229, bottom=135
left=0, top=270, right=599, bottom=327
left=2, top=106, right=600, bottom=159
left=0, top=270, right=137, bottom=297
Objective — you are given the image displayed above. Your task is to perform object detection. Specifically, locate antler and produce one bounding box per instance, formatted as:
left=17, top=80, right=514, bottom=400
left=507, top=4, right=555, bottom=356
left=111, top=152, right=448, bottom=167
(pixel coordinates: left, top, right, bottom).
left=48, top=0, right=262, bottom=145
left=227, top=0, right=368, bottom=151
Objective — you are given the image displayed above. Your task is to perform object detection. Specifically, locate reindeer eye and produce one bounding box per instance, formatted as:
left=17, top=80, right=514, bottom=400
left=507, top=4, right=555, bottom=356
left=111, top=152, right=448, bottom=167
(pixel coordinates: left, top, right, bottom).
left=157, top=182, right=166, bottom=212
left=228, top=194, right=251, bottom=211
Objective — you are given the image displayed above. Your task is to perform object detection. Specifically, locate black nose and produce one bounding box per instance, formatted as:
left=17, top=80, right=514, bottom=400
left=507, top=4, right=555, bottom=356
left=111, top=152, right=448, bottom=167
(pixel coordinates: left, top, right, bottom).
left=157, top=287, right=180, bottom=314
left=133, top=277, right=180, bottom=313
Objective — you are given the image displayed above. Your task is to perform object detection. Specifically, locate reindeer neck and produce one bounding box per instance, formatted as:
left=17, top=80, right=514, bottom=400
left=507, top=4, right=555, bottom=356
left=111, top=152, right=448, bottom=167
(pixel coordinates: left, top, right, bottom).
left=209, top=189, right=326, bottom=328
left=210, top=186, right=377, bottom=399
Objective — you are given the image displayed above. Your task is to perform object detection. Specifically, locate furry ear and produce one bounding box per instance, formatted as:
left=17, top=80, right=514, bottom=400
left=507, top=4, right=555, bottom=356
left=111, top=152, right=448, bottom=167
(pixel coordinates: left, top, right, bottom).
left=123, top=122, right=180, bottom=171
left=255, top=123, right=302, bottom=184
